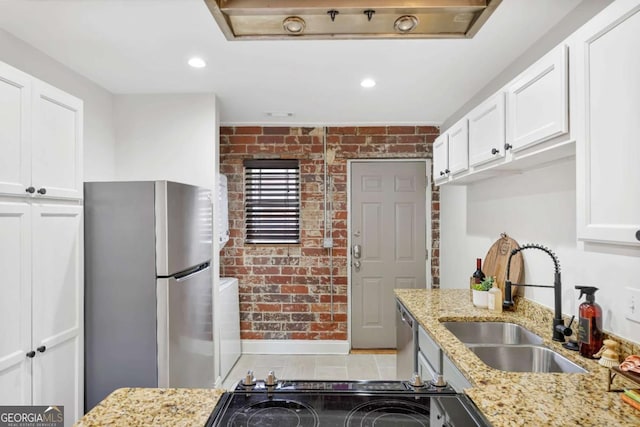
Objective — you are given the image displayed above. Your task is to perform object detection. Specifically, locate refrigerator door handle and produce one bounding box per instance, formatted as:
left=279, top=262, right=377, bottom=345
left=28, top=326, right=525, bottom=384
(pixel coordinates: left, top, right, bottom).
left=174, top=261, right=211, bottom=282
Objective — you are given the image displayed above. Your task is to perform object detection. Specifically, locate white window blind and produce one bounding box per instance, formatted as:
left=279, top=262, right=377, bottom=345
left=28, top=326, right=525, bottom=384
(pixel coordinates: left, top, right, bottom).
left=244, top=159, right=300, bottom=244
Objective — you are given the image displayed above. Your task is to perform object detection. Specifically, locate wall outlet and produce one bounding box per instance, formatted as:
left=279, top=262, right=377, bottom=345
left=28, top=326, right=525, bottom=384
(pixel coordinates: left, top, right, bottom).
left=625, top=287, right=640, bottom=323
left=323, top=238, right=333, bottom=248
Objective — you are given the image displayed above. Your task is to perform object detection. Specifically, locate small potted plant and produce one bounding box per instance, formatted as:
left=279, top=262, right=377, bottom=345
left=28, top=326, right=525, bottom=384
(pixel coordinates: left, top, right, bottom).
left=472, top=276, right=494, bottom=308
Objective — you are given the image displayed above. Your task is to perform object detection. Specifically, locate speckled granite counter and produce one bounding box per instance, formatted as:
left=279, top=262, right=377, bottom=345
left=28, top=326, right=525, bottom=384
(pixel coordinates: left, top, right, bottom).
left=395, top=288, right=640, bottom=427
left=74, top=388, right=225, bottom=427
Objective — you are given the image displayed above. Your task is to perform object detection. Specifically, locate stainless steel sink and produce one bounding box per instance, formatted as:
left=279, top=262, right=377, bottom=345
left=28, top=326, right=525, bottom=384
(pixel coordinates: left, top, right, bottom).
left=441, top=321, right=543, bottom=345
left=467, top=345, right=587, bottom=373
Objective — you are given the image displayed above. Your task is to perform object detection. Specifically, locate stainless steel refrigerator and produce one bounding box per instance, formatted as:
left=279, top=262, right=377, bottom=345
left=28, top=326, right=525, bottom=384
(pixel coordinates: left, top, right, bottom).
left=84, top=181, right=214, bottom=411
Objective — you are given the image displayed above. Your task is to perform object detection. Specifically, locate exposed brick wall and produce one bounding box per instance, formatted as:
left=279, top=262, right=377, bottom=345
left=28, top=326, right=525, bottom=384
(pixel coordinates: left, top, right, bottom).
left=220, top=126, right=440, bottom=340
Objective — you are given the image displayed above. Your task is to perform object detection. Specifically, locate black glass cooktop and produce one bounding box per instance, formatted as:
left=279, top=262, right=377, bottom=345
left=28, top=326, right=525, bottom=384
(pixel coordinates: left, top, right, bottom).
left=206, top=387, right=490, bottom=427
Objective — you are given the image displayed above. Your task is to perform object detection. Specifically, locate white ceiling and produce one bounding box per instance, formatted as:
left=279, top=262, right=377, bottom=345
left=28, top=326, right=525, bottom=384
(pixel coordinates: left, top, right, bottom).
left=0, top=0, right=584, bottom=125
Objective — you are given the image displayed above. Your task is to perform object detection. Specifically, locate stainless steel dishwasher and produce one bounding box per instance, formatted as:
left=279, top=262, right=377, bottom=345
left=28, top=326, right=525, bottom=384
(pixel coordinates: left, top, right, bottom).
left=396, top=299, right=418, bottom=380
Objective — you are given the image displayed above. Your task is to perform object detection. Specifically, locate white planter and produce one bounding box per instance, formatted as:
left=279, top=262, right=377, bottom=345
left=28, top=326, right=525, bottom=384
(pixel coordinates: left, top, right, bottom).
left=472, top=290, right=488, bottom=308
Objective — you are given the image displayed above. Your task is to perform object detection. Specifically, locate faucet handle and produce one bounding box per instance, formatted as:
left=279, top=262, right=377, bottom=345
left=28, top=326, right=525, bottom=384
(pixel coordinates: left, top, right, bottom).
left=555, top=315, right=574, bottom=338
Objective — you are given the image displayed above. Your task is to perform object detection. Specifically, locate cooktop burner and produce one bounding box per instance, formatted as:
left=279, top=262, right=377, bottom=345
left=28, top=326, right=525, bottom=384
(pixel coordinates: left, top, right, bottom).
left=227, top=398, right=319, bottom=427
left=206, top=376, right=491, bottom=427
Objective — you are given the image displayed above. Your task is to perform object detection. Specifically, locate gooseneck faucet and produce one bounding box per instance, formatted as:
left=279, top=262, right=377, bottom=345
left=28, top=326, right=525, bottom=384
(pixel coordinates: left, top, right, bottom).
left=503, top=243, right=573, bottom=342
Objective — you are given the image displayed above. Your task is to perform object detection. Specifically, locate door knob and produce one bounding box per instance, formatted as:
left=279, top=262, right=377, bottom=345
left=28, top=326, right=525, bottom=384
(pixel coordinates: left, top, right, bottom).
left=353, top=244, right=361, bottom=259
left=353, top=260, right=361, bottom=271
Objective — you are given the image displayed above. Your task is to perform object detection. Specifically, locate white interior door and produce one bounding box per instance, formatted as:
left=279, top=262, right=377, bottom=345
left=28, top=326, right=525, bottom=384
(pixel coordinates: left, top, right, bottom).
left=350, top=161, right=427, bottom=349
left=31, top=204, right=83, bottom=426
left=0, top=201, right=32, bottom=405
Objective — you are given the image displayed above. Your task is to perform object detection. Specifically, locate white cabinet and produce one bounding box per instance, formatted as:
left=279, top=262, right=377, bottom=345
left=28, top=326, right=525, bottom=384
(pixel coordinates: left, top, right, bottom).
left=433, top=134, right=449, bottom=183
left=447, top=119, right=469, bottom=175
left=32, top=204, right=83, bottom=420
left=0, top=61, right=83, bottom=200
left=0, top=59, right=83, bottom=427
left=0, top=63, right=31, bottom=196
left=0, top=201, right=32, bottom=405
left=573, top=0, right=640, bottom=246
left=507, top=44, right=569, bottom=152
left=0, top=202, right=83, bottom=426
left=468, top=92, right=506, bottom=167
left=432, top=119, right=468, bottom=184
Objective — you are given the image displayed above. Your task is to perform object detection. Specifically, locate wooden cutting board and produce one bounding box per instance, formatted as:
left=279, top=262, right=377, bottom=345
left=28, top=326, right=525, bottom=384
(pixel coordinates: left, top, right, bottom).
left=483, top=233, right=524, bottom=298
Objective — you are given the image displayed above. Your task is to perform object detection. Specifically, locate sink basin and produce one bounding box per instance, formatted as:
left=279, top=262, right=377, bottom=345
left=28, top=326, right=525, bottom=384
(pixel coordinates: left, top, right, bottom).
left=442, top=321, right=543, bottom=345
left=468, top=345, right=587, bottom=373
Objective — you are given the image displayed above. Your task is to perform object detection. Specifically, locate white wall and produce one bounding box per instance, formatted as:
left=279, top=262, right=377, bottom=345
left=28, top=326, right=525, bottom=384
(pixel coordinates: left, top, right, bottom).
left=0, top=29, right=116, bottom=181
left=440, top=159, right=640, bottom=344
left=113, top=94, right=217, bottom=189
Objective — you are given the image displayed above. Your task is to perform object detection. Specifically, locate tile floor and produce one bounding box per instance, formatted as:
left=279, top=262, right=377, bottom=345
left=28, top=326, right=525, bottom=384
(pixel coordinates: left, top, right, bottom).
left=222, top=353, right=397, bottom=390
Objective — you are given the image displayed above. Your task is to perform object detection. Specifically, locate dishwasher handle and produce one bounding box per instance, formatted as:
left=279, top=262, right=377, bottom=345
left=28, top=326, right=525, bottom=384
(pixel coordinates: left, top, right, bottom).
left=397, top=302, right=414, bottom=329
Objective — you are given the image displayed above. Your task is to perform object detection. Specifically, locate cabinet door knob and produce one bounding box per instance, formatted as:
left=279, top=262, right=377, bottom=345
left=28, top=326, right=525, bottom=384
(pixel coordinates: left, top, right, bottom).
left=37, top=187, right=47, bottom=195
left=439, top=171, right=445, bottom=176
left=504, top=143, right=513, bottom=151
left=26, top=351, right=36, bottom=358
left=444, top=169, right=450, bottom=174
left=491, top=148, right=500, bottom=155
left=636, top=230, right=640, bottom=241
left=37, top=345, right=46, bottom=353
left=26, top=186, right=36, bottom=194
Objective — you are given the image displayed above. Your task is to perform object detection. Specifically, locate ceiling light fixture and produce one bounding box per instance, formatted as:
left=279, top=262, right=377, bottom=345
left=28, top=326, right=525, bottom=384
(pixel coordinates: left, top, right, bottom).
left=283, top=16, right=306, bottom=35
left=265, top=112, right=294, bottom=118
left=394, top=15, right=419, bottom=33
left=188, top=57, right=207, bottom=68
left=360, top=78, right=376, bottom=88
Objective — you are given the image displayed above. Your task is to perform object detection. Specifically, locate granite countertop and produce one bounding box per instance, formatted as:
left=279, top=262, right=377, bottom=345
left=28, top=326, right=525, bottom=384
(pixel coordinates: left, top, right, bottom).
left=395, top=288, right=640, bottom=427
left=75, top=388, right=225, bottom=427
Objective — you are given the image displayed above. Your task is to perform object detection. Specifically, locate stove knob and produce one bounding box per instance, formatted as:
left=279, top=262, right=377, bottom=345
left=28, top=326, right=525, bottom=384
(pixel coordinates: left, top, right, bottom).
left=409, top=372, right=425, bottom=388
left=243, top=370, right=256, bottom=386
left=265, top=370, right=277, bottom=386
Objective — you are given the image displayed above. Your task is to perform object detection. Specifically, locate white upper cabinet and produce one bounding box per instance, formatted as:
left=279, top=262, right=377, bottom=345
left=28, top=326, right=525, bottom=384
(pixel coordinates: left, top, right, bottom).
left=447, top=118, right=469, bottom=175
left=32, top=81, right=83, bottom=200
left=0, top=63, right=31, bottom=196
left=468, top=92, right=506, bottom=167
left=433, top=133, right=449, bottom=183
left=507, top=44, right=569, bottom=152
left=0, top=61, right=83, bottom=200
left=574, top=0, right=640, bottom=246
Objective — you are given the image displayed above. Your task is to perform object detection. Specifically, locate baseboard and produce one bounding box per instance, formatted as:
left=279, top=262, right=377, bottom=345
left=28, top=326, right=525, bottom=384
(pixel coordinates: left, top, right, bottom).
left=241, top=340, right=350, bottom=355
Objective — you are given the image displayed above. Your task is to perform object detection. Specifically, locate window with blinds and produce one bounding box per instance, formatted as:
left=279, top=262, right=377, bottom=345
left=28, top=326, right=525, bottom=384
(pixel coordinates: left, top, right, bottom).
left=244, top=159, right=300, bottom=244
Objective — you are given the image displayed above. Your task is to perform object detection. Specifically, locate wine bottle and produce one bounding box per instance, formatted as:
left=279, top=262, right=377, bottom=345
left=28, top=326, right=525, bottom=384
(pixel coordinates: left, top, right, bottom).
left=472, top=258, right=485, bottom=284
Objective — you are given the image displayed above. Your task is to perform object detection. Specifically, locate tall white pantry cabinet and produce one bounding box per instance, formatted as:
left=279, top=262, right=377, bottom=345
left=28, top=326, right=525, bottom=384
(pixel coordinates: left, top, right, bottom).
left=0, top=60, right=83, bottom=427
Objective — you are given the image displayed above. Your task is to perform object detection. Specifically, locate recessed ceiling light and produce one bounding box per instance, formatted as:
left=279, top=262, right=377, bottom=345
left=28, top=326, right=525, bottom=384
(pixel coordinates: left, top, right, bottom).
left=394, top=15, right=419, bottom=33
left=283, top=16, right=306, bottom=35
left=361, top=78, right=376, bottom=88
left=188, top=57, right=207, bottom=68
left=265, top=112, right=294, bottom=117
